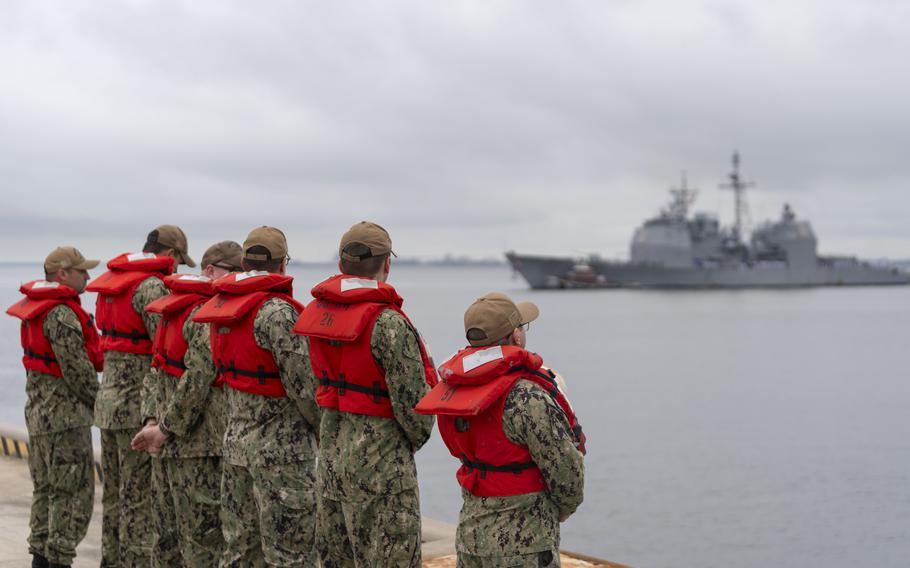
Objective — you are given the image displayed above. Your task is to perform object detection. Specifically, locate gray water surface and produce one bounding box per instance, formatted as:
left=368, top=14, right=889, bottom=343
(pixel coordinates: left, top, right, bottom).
left=2, top=263, right=909, bottom=568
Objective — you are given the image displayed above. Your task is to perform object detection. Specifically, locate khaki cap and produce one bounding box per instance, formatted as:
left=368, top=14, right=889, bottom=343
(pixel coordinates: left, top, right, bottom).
left=464, top=292, right=540, bottom=347
left=339, top=221, right=396, bottom=262
left=243, top=226, right=288, bottom=261
left=44, top=246, right=100, bottom=273
left=146, top=224, right=195, bottom=267
left=201, top=241, right=243, bottom=270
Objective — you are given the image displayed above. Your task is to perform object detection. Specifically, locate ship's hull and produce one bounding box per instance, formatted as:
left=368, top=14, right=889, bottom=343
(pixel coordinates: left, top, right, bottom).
left=506, top=252, right=910, bottom=289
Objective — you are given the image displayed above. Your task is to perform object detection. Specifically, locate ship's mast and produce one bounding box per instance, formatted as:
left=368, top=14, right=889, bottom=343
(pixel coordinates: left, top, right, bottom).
left=666, top=170, right=698, bottom=220
left=719, top=151, right=755, bottom=242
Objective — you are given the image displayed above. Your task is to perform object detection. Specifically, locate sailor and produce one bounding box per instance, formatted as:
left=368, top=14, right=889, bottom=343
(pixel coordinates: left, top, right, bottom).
left=5, top=247, right=103, bottom=568
left=86, top=225, right=193, bottom=567
left=192, top=227, right=320, bottom=567
left=130, top=241, right=243, bottom=567
left=415, top=293, right=586, bottom=568
left=293, top=221, right=438, bottom=567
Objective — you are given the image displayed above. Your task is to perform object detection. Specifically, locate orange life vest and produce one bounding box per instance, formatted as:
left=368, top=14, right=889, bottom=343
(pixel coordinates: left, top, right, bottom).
left=192, top=271, right=303, bottom=397
left=6, top=280, right=103, bottom=377
left=86, top=252, right=175, bottom=355
left=415, top=345, right=586, bottom=497
left=146, top=274, right=216, bottom=379
left=293, top=274, right=438, bottom=418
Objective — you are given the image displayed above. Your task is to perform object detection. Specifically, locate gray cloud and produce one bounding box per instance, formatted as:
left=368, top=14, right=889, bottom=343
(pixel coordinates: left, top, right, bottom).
left=1, top=0, right=908, bottom=263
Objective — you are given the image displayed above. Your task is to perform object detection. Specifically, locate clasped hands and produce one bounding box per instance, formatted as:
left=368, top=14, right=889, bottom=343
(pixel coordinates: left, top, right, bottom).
left=131, top=420, right=168, bottom=455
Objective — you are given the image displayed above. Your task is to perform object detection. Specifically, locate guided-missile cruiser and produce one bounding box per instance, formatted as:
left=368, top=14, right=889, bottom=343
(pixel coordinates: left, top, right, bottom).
left=507, top=153, right=910, bottom=289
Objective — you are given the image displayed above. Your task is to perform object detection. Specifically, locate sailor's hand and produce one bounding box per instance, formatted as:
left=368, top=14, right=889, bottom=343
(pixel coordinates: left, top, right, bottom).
left=131, top=424, right=167, bottom=453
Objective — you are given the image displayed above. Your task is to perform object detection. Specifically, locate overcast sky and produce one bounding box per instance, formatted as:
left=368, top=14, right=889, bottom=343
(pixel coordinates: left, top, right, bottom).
left=2, top=1, right=908, bottom=263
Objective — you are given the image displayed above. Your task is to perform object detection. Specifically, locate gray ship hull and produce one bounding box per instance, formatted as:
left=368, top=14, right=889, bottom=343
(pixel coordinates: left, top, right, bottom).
left=506, top=252, right=910, bottom=289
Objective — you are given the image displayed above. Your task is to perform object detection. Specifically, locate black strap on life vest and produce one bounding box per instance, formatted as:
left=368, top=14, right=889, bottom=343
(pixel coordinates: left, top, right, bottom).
left=319, top=371, right=390, bottom=402
left=459, top=455, right=537, bottom=479
left=100, top=327, right=150, bottom=344
left=24, top=347, right=57, bottom=365
left=216, top=361, right=282, bottom=385
left=162, top=355, right=187, bottom=371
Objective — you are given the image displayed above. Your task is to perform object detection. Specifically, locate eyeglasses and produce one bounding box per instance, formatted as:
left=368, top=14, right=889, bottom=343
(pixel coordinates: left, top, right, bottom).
left=518, top=322, right=531, bottom=332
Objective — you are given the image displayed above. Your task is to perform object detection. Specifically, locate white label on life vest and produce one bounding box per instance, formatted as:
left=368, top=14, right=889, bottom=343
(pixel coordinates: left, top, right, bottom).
left=340, top=278, right=379, bottom=292
left=178, top=274, right=211, bottom=282
left=127, top=252, right=157, bottom=262
left=32, top=281, right=60, bottom=289
left=235, top=270, right=269, bottom=282
left=462, top=346, right=503, bottom=373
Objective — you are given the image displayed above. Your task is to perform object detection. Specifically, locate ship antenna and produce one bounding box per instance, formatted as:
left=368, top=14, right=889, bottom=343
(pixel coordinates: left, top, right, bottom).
left=667, top=170, right=698, bottom=220
left=719, top=150, right=755, bottom=241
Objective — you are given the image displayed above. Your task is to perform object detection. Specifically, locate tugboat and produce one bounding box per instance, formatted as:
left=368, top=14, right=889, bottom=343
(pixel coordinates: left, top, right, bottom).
left=507, top=153, right=910, bottom=289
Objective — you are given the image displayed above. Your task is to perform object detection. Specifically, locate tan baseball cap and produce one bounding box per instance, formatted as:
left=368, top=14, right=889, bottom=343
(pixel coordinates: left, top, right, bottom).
left=464, top=292, right=540, bottom=347
left=201, top=241, right=243, bottom=270
left=146, top=225, right=195, bottom=267
left=339, top=221, right=396, bottom=262
left=44, top=246, right=100, bottom=273
left=243, top=226, right=288, bottom=261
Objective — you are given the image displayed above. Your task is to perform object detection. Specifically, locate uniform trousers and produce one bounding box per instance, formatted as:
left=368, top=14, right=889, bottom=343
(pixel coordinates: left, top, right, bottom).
left=27, top=427, right=95, bottom=565
left=316, top=487, right=422, bottom=568
left=219, top=460, right=317, bottom=567
left=100, top=428, right=152, bottom=568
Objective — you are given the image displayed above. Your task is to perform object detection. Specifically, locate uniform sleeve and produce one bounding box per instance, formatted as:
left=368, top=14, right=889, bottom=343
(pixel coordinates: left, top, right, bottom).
left=371, top=310, right=435, bottom=451
left=159, top=308, right=216, bottom=437
left=503, top=381, right=585, bottom=519
left=44, top=305, right=99, bottom=409
left=254, top=299, right=321, bottom=433
left=133, top=277, right=169, bottom=423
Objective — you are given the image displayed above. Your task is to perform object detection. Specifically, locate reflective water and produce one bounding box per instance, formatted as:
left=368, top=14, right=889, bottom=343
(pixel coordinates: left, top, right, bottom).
left=2, top=263, right=909, bottom=568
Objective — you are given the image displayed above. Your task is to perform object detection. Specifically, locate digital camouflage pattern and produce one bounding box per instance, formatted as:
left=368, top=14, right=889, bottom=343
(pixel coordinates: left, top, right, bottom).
left=317, top=309, right=435, bottom=500
left=23, top=303, right=98, bottom=565
left=221, top=461, right=317, bottom=567
left=155, top=305, right=226, bottom=458
left=220, top=297, right=320, bottom=565
left=455, top=380, right=585, bottom=559
left=147, top=304, right=225, bottom=565
left=27, top=427, right=95, bottom=566
left=457, top=550, right=560, bottom=568
left=98, top=276, right=166, bottom=568
left=150, top=458, right=181, bottom=567
left=24, top=304, right=99, bottom=434
left=221, top=297, right=319, bottom=467
left=151, top=456, right=224, bottom=567
left=316, top=309, right=434, bottom=567
left=100, top=428, right=154, bottom=567
left=317, top=487, right=422, bottom=568
left=96, top=276, right=167, bottom=429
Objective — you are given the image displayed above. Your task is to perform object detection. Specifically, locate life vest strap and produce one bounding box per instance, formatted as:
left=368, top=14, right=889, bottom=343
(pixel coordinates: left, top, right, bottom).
left=459, top=455, right=537, bottom=478
left=100, top=327, right=150, bottom=343
left=24, top=347, right=56, bottom=365
left=217, top=361, right=282, bottom=384
left=162, top=355, right=187, bottom=371
left=319, top=371, right=390, bottom=402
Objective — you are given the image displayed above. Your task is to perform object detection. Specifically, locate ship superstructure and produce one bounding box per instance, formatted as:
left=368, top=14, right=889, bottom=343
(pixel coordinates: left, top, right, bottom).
left=507, top=153, right=909, bottom=289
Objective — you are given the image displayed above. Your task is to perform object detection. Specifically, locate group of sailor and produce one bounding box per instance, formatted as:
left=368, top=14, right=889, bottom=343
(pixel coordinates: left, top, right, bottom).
left=7, top=221, right=586, bottom=568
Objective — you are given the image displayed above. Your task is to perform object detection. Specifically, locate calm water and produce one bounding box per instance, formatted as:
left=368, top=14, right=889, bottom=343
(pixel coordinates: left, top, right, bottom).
left=2, top=262, right=909, bottom=568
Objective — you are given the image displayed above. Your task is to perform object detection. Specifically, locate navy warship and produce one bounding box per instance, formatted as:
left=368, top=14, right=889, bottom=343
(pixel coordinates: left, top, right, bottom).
left=507, top=153, right=910, bottom=289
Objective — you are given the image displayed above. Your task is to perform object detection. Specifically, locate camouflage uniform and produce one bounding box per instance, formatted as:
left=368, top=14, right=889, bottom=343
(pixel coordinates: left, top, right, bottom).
left=316, top=310, right=435, bottom=568
left=97, top=277, right=167, bottom=568
left=144, top=304, right=227, bottom=567
left=25, top=304, right=98, bottom=566
left=219, top=297, right=320, bottom=567
left=455, top=381, right=585, bottom=568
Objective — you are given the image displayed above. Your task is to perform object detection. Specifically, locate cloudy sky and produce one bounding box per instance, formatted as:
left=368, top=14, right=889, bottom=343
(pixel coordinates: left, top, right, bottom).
left=2, top=1, right=908, bottom=262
